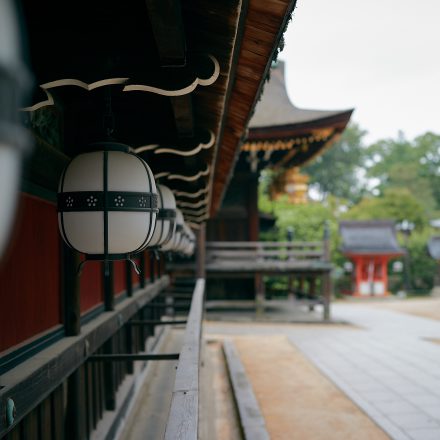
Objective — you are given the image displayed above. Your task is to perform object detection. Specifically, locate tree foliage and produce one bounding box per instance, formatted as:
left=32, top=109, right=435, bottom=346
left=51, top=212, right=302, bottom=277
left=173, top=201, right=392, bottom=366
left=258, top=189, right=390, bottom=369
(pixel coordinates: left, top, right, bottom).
left=342, top=188, right=427, bottom=229
left=366, top=131, right=440, bottom=212
left=302, top=123, right=368, bottom=203
left=258, top=127, right=440, bottom=294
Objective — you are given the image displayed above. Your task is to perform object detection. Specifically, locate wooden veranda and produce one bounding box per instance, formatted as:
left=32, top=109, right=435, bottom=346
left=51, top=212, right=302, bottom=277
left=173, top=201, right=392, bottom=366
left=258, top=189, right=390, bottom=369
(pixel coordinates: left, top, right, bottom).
left=170, top=233, right=333, bottom=321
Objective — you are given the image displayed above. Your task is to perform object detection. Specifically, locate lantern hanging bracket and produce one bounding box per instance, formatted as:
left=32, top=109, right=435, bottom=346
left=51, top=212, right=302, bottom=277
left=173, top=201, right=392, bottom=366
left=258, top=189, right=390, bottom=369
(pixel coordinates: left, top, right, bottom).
left=76, top=259, right=88, bottom=277
left=103, top=88, right=115, bottom=138
left=127, top=256, right=141, bottom=275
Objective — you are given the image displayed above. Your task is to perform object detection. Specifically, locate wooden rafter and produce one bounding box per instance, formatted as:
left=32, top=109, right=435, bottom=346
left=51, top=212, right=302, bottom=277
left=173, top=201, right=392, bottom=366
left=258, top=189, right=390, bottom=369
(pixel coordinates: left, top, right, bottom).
left=170, top=95, right=194, bottom=137
left=145, top=0, right=186, bottom=67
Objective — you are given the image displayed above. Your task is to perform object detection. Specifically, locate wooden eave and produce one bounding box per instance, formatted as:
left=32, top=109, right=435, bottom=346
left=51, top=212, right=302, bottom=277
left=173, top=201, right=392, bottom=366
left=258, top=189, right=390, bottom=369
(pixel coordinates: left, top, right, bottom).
left=20, top=0, right=243, bottom=224
left=237, top=109, right=353, bottom=170
left=20, top=0, right=299, bottom=223
left=247, top=110, right=354, bottom=141
left=209, top=0, right=298, bottom=216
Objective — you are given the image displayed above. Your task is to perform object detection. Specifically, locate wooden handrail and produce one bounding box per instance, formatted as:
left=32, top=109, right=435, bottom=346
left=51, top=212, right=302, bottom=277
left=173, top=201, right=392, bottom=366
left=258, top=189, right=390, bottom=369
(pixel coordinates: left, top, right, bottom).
left=207, top=241, right=322, bottom=248
left=205, top=241, right=327, bottom=263
left=207, top=250, right=324, bottom=258
left=164, top=278, right=205, bottom=440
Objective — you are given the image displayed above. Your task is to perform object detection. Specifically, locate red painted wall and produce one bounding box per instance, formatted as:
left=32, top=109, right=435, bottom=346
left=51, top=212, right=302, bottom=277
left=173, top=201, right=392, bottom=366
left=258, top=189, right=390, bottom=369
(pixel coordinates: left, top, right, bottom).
left=0, top=194, right=61, bottom=353
left=114, top=261, right=126, bottom=296
left=80, top=260, right=103, bottom=313
left=144, top=252, right=151, bottom=281
left=131, top=258, right=140, bottom=288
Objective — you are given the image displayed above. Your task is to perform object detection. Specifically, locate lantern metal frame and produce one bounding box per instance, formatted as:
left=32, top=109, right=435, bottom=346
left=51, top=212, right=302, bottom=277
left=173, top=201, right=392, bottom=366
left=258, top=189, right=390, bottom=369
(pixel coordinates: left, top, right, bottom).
left=148, top=184, right=177, bottom=251
left=58, top=142, right=158, bottom=266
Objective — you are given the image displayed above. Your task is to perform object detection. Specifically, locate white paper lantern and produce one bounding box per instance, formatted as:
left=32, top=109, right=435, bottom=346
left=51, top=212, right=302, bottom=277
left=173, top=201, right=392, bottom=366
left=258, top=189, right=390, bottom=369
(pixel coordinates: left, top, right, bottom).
left=185, top=225, right=196, bottom=256
left=148, top=184, right=176, bottom=248
left=176, top=222, right=188, bottom=253
left=162, top=208, right=184, bottom=252
left=181, top=223, right=196, bottom=256
left=0, top=0, right=32, bottom=257
left=58, top=143, right=158, bottom=260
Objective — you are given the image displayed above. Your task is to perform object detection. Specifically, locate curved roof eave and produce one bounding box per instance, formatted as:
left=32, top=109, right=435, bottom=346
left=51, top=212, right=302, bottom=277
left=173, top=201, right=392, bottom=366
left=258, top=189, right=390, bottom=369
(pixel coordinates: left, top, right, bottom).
left=248, top=60, right=353, bottom=131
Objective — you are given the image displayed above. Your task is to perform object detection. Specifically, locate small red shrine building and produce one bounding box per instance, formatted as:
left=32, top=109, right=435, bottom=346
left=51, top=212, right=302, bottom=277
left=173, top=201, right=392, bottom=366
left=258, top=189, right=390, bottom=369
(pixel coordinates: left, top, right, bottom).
left=340, top=221, right=404, bottom=296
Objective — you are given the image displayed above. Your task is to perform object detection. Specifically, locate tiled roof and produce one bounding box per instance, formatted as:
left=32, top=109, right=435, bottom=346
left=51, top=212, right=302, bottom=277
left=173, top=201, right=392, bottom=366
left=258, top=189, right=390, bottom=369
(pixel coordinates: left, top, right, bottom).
left=339, top=220, right=404, bottom=255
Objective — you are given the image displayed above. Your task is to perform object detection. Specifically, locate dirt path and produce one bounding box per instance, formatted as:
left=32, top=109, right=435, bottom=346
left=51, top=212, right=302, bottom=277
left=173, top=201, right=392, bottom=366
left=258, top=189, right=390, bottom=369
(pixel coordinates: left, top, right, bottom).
left=233, top=334, right=389, bottom=440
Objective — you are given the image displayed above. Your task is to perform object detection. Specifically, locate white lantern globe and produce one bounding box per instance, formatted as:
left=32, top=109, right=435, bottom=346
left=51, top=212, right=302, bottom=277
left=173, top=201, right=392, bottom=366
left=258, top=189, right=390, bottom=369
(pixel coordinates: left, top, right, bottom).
left=172, top=209, right=185, bottom=252
left=0, top=0, right=32, bottom=258
left=180, top=224, right=190, bottom=255
left=176, top=223, right=189, bottom=253
left=185, top=226, right=196, bottom=256
left=58, top=143, right=158, bottom=261
left=148, top=184, right=176, bottom=248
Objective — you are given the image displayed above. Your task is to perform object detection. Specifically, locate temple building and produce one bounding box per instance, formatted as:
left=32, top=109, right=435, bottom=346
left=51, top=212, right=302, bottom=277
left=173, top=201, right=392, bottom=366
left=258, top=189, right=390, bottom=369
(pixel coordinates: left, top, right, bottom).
left=208, top=60, right=353, bottom=241
left=340, top=221, right=405, bottom=296
left=205, top=60, right=353, bottom=301
left=0, top=0, right=300, bottom=437
left=270, top=166, right=310, bottom=204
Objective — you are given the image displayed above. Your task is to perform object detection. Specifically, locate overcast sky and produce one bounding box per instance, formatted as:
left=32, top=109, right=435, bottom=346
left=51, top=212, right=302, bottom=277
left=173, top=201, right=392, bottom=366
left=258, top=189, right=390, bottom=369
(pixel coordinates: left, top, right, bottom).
left=279, top=0, right=440, bottom=143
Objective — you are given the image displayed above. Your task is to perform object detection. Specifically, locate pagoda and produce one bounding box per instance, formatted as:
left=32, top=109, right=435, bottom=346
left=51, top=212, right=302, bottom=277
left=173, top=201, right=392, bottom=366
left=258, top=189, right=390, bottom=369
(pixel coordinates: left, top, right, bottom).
left=340, top=221, right=405, bottom=296
left=208, top=60, right=353, bottom=242
left=241, top=60, right=353, bottom=173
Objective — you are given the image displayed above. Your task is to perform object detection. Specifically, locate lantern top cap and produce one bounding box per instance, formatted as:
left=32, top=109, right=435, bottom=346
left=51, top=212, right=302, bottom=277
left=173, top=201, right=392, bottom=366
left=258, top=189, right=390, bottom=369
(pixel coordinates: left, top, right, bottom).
left=87, top=141, right=132, bottom=153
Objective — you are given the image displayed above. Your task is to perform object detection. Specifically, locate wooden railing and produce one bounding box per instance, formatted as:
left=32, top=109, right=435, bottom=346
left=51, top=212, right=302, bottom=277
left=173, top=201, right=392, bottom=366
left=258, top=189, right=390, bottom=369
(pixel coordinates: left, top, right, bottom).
left=205, top=239, right=332, bottom=320
left=164, top=278, right=205, bottom=440
left=206, top=241, right=326, bottom=262
left=0, top=277, right=170, bottom=439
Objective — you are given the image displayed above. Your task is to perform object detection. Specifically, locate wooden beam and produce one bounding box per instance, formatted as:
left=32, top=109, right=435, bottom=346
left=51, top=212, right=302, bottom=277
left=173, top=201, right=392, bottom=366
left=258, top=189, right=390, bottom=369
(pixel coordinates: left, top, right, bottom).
left=63, top=245, right=81, bottom=337
left=170, top=95, right=194, bottom=137
left=145, top=0, right=186, bottom=66
left=89, top=353, right=179, bottom=361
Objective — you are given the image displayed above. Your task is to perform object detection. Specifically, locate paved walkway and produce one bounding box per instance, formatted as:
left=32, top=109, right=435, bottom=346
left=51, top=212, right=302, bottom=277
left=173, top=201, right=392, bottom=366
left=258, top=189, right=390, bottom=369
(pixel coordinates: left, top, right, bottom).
left=206, top=302, right=440, bottom=440
left=288, top=304, right=440, bottom=440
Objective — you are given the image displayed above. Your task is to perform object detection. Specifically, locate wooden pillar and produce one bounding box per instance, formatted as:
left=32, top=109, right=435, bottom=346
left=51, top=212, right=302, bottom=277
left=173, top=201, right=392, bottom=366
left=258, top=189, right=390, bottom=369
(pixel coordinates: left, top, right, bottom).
left=62, top=244, right=81, bottom=336
left=354, top=257, right=362, bottom=296
left=248, top=173, right=259, bottom=242
left=125, top=260, right=133, bottom=297
left=103, top=338, right=116, bottom=410
left=382, top=257, right=388, bottom=295
left=309, top=277, right=316, bottom=297
left=149, top=252, right=155, bottom=283
left=139, top=252, right=146, bottom=289
left=255, top=273, right=265, bottom=318
left=196, top=223, right=206, bottom=279
left=102, top=261, right=115, bottom=410
left=288, top=274, right=295, bottom=300
left=125, top=261, right=134, bottom=373
left=65, top=369, right=86, bottom=440
left=322, top=222, right=331, bottom=321
left=62, top=245, right=85, bottom=440
left=299, top=276, right=305, bottom=294
left=103, top=262, right=114, bottom=311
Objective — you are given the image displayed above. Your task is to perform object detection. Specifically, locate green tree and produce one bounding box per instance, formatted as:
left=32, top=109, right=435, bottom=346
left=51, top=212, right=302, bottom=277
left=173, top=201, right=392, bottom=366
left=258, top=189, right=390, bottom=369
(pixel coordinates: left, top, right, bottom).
left=303, top=123, right=368, bottom=203
left=406, top=229, right=438, bottom=292
left=342, top=188, right=427, bottom=229
left=366, top=131, right=440, bottom=212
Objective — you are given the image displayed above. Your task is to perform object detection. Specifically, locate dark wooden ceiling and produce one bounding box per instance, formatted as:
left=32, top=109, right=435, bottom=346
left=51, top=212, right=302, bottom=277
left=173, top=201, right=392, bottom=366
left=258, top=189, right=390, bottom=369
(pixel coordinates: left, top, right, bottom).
left=20, top=0, right=297, bottom=224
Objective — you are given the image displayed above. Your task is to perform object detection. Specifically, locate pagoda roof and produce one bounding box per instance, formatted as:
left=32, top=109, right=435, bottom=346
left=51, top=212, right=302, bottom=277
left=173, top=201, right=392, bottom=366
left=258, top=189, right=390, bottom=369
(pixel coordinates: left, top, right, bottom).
left=240, top=61, right=353, bottom=172
left=339, top=220, right=405, bottom=256
left=428, top=236, right=440, bottom=260
left=249, top=61, right=352, bottom=130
